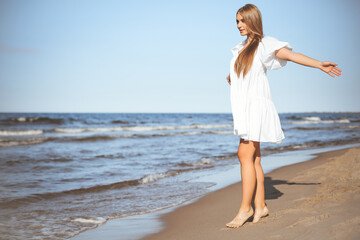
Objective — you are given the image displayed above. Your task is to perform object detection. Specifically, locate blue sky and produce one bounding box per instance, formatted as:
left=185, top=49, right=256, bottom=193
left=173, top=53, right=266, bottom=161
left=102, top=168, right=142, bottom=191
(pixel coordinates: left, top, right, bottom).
left=0, top=0, right=359, bottom=113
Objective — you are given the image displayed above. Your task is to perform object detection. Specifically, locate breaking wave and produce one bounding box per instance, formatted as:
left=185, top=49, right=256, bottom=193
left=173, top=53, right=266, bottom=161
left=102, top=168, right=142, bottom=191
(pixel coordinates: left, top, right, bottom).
left=288, top=116, right=351, bottom=125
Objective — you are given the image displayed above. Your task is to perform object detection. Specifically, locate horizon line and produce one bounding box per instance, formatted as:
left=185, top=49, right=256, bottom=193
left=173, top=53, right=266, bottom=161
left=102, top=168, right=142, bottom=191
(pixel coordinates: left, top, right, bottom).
left=0, top=111, right=359, bottom=114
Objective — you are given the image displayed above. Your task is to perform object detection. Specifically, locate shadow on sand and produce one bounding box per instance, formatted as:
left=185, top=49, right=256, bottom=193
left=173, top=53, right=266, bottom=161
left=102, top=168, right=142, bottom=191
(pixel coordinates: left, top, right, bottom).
left=263, top=176, right=320, bottom=200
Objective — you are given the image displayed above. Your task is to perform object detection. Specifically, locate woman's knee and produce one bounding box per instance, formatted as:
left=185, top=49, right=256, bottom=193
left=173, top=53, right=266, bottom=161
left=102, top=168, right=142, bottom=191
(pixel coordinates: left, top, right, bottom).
left=237, top=148, right=255, bottom=164
left=237, top=140, right=258, bottom=162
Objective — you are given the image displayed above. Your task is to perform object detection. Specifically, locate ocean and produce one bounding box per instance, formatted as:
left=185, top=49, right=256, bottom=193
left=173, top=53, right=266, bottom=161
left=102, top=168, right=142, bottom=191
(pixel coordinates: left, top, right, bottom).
left=0, top=112, right=359, bottom=239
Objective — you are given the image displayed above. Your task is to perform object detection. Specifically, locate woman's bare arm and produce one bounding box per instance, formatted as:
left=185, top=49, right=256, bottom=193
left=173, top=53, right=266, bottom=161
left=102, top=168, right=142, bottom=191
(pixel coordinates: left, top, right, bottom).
left=275, top=47, right=342, bottom=78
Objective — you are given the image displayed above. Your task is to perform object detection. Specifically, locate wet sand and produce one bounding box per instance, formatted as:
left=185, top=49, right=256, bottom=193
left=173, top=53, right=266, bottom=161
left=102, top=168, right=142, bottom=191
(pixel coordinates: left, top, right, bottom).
left=140, top=147, right=360, bottom=240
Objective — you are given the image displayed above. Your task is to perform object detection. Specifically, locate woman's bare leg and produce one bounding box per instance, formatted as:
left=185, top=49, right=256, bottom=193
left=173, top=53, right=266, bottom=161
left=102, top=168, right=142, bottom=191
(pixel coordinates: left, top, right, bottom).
left=252, top=144, right=269, bottom=223
left=253, top=145, right=265, bottom=209
left=226, top=138, right=258, bottom=227
left=238, top=139, right=258, bottom=211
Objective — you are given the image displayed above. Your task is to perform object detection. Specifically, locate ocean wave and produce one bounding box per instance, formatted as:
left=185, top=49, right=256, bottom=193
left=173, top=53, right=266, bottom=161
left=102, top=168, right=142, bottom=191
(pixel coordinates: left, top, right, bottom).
left=0, top=129, right=232, bottom=148
left=287, top=116, right=321, bottom=121
left=0, top=137, right=49, bottom=148
left=37, top=157, right=74, bottom=163
left=52, top=123, right=232, bottom=134
left=178, top=157, right=215, bottom=167
left=56, top=130, right=232, bottom=142
left=3, top=157, right=74, bottom=167
left=0, top=124, right=232, bottom=138
left=139, top=171, right=180, bottom=184
left=58, top=135, right=120, bottom=142
left=95, top=153, right=125, bottom=159
left=54, top=128, right=88, bottom=133
left=0, top=129, right=43, bottom=136
left=111, top=120, right=129, bottom=124
left=1, top=164, right=215, bottom=208
left=261, top=138, right=360, bottom=155
left=293, top=125, right=360, bottom=131
left=1, top=116, right=65, bottom=125
left=1, top=178, right=141, bottom=208
left=1, top=175, right=166, bottom=208
left=176, top=124, right=232, bottom=130
left=1, top=124, right=356, bottom=148
left=289, top=116, right=350, bottom=125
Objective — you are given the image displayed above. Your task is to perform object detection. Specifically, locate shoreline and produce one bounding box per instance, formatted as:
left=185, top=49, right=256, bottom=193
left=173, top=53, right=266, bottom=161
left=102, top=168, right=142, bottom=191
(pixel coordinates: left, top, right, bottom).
left=70, top=144, right=360, bottom=240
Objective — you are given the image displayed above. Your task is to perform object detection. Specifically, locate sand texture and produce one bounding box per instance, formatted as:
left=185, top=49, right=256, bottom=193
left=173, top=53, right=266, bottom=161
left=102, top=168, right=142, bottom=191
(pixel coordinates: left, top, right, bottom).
left=141, top=147, right=360, bottom=240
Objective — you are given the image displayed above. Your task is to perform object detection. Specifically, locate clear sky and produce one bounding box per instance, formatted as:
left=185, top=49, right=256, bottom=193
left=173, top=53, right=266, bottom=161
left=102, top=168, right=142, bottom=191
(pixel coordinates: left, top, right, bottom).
left=0, top=0, right=359, bottom=113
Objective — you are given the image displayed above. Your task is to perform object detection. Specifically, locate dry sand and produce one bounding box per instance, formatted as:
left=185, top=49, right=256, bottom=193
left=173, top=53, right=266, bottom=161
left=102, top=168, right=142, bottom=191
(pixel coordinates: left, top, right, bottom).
left=141, top=147, right=360, bottom=240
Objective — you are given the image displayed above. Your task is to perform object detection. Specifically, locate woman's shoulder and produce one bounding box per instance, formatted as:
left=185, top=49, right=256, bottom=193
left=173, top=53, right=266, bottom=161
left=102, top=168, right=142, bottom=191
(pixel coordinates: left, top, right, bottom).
left=260, top=35, right=279, bottom=45
left=258, top=35, right=290, bottom=53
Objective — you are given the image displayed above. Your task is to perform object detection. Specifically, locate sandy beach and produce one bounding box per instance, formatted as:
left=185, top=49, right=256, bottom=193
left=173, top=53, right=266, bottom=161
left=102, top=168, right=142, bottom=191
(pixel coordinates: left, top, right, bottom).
left=138, top=146, right=360, bottom=240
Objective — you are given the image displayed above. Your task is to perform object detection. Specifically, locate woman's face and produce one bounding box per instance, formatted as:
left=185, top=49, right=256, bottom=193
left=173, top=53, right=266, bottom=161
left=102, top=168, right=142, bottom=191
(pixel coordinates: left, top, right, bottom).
left=236, top=13, right=249, bottom=36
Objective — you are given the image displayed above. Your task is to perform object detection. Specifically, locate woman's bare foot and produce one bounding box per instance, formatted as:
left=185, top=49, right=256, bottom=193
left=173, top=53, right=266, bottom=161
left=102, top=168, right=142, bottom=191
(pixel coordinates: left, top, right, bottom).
left=252, top=205, right=269, bottom=223
left=226, top=208, right=254, bottom=228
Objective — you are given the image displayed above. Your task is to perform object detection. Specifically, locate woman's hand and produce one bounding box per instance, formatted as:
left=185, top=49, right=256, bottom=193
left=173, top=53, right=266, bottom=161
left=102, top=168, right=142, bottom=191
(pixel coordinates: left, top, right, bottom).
left=319, top=61, right=342, bottom=78
left=226, top=74, right=231, bottom=85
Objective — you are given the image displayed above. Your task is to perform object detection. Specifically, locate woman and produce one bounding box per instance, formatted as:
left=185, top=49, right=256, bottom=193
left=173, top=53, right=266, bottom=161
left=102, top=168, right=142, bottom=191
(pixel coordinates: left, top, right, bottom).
left=225, top=4, right=342, bottom=228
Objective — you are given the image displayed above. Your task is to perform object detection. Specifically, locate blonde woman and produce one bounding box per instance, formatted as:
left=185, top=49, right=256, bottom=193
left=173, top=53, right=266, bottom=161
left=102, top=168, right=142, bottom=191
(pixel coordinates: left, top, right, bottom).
left=226, top=4, right=342, bottom=228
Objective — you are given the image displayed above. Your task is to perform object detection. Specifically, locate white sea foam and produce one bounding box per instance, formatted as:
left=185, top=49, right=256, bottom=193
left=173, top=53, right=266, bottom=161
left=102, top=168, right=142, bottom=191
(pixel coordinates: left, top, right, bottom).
left=0, top=137, right=48, bottom=147
left=71, top=217, right=106, bottom=225
left=192, top=124, right=232, bottom=129
left=181, top=131, right=202, bottom=136
left=54, top=128, right=87, bottom=133
left=336, top=118, right=351, bottom=123
left=190, top=157, right=214, bottom=166
left=303, top=116, right=321, bottom=121
left=53, top=124, right=233, bottom=135
left=86, top=127, right=124, bottom=132
left=139, top=171, right=178, bottom=184
left=128, top=126, right=175, bottom=131
left=17, top=117, right=27, bottom=122
left=344, top=125, right=360, bottom=129
left=11, top=117, right=42, bottom=122
left=0, top=129, right=43, bottom=136
left=292, top=116, right=350, bottom=125
left=211, top=130, right=233, bottom=135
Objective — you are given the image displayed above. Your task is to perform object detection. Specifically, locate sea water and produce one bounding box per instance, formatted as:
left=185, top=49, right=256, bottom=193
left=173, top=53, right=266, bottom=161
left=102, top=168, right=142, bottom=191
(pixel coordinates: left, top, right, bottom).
left=0, top=112, right=359, bottom=239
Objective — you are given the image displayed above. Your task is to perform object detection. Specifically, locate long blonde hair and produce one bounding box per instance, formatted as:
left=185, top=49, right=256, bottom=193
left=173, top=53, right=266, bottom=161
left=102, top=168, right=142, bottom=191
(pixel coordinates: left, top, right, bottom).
left=234, top=4, right=264, bottom=78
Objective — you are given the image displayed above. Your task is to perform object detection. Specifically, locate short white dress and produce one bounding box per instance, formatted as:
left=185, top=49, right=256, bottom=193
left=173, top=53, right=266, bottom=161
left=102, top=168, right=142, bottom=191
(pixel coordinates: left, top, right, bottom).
left=229, top=35, right=293, bottom=144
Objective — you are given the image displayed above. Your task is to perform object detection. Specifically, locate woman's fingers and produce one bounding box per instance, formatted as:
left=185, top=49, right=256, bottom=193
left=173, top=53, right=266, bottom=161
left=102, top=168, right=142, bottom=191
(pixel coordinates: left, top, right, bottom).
left=333, top=69, right=342, bottom=76
left=331, top=69, right=339, bottom=75
left=329, top=67, right=342, bottom=77
left=332, top=67, right=342, bottom=76
left=334, top=67, right=342, bottom=74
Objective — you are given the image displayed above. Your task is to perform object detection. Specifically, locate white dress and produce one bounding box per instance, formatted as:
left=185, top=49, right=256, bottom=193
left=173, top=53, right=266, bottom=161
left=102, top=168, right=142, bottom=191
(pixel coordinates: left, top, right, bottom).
left=229, top=35, right=293, bottom=144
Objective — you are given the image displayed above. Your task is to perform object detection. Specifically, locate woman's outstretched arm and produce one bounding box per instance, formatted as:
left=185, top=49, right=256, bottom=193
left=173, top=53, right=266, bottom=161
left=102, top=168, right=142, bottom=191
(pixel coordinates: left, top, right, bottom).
left=275, top=48, right=342, bottom=78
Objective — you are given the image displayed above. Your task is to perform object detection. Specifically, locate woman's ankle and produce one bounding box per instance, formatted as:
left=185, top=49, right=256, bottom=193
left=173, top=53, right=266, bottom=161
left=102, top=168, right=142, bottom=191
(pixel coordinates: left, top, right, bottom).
left=239, top=206, right=253, bottom=212
left=254, top=202, right=266, bottom=210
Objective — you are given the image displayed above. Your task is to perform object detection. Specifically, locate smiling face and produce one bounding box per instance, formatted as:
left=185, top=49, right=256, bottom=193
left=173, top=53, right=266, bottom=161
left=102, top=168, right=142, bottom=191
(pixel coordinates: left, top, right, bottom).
left=236, top=13, right=249, bottom=37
